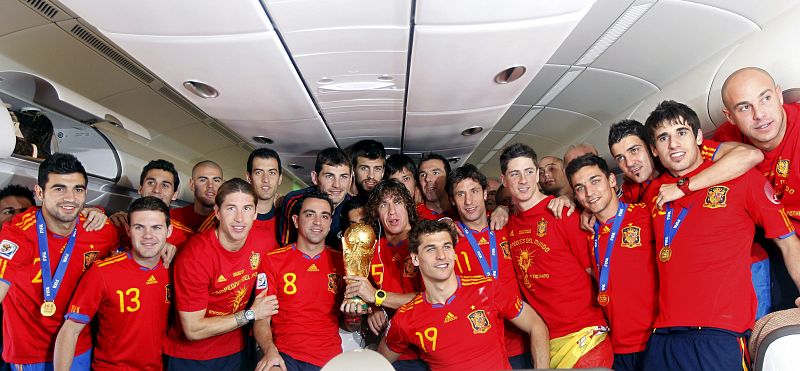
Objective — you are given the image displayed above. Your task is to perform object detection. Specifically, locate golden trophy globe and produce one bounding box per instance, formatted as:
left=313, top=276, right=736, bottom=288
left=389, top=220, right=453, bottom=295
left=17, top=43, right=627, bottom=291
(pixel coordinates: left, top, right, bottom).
left=342, top=223, right=378, bottom=308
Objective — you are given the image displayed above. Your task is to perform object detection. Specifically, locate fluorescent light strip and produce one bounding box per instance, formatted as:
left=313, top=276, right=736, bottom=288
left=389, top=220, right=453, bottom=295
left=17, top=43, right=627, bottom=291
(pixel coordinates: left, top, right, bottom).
left=480, top=150, right=498, bottom=164
left=576, top=3, right=654, bottom=66
left=536, top=69, right=582, bottom=106
left=492, top=133, right=516, bottom=151
left=510, top=107, right=542, bottom=132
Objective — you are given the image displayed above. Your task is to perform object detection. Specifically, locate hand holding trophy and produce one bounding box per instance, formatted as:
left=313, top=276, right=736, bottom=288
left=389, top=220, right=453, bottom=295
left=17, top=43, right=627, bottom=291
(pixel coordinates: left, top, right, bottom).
left=341, top=223, right=378, bottom=317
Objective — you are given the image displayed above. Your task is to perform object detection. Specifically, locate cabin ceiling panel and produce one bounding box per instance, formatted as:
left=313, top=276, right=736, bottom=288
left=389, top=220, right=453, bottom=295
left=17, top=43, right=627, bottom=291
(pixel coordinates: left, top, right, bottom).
left=518, top=107, right=601, bottom=144
left=57, top=0, right=273, bottom=36
left=404, top=105, right=512, bottom=152
left=222, top=118, right=336, bottom=157
left=95, top=86, right=199, bottom=134
left=339, top=136, right=401, bottom=150
left=547, top=67, right=658, bottom=122
left=493, top=104, right=532, bottom=132
left=514, top=64, right=570, bottom=106
left=101, top=31, right=320, bottom=122
left=685, top=0, right=800, bottom=28
left=156, top=123, right=235, bottom=155
left=325, top=109, right=404, bottom=124
left=0, top=1, right=51, bottom=38
left=203, top=145, right=249, bottom=177
left=0, top=24, right=143, bottom=101
left=591, top=0, right=759, bottom=88
left=329, top=121, right=402, bottom=139
left=264, top=0, right=412, bottom=32
left=415, top=0, right=596, bottom=26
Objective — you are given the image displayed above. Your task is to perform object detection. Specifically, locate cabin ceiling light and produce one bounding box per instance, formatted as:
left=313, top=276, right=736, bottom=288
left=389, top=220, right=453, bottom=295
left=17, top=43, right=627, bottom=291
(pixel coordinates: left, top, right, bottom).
left=536, top=69, right=582, bottom=106
left=319, top=81, right=395, bottom=92
left=461, top=126, right=483, bottom=136
left=494, top=66, right=526, bottom=84
left=576, top=3, right=654, bottom=66
left=253, top=136, right=274, bottom=144
left=318, top=77, right=334, bottom=84
left=289, top=164, right=304, bottom=170
left=377, top=75, right=393, bottom=81
left=183, top=80, right=219, bottom=99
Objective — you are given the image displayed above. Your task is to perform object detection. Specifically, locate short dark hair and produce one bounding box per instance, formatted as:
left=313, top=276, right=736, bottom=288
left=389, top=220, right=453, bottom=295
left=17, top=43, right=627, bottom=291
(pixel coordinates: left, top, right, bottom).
left=0, top=184, right=35, bottom=205
left=140, top=159, right=180, bottom=189
left=418, top=153, right=451, bottom=179
left=446, top=164, right=487, bottom=199
left=340, top=196, right=367, bottom=222
left=214, top=178, right=257, bottom=208
left=128, top=196, right=171, bottom=226
left=37, top=153, right=87, bottom=189
left=247, top=148, right=282, bottom=175
left=291, top=190, right=334, bottom=217
left=644, top=100, right=701, bottom=147
left=608, top=119, right=647, bottom=148
left=366, top=179, right=418, bottom=235
left=565, top=154, right=611, bottom=185
left=384, top=154, right=417, bottom=180
left=315, top=148, right=351, bottom=174
left=408, top=219, right=457, bottom=254
left=350, top=140, right=386, bottom=167
left=499, top=143, right=537, bottom=174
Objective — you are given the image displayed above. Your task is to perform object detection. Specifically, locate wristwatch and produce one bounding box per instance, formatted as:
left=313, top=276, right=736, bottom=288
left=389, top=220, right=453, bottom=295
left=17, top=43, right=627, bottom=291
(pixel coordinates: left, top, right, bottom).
left=375, top=290, right=387, bottom=306
left=244, top=309, right=256, bottom=322
left=677, top=177, right=692, bottom=195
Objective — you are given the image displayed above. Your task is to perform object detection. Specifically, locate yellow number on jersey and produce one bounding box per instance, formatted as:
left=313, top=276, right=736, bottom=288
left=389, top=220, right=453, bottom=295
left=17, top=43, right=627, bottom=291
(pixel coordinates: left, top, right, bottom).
left=414, top=327, right=438, bottom=352
left=32, top=258, right=42, bottom=283
left=454, top=251, right=472, bottom=274
left=371, top=264, right=384, bottom=285
left=283, top=273, right=297, bottom=295
left=115, top=288, right=141, bottom=313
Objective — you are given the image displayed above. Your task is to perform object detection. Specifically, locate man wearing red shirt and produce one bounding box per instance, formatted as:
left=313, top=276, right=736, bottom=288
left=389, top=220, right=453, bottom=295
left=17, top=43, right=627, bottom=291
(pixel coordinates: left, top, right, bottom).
left=499, top=143, right=612, bottom=368
left=378, top=219, right=549, bottom=370
left=416, top=153, right=456, bottom=220
left=165, top=178, right=277, bottom=371
left=171, top=160, right=223, bottom=232
left=54, top=196, right=173, bottom=370
left=0, top=153, right=119, bottom=369
left=110, top=159, right=194, bottom=250
left=567, top=154, right=658, bottom=371
left=255, top=191, right=349, bottom=371
left=641, top=100, right=800, bottom=371
left=715, top=67, right=800, bottom=311
left=446, top=164, right=530, bottom=369
left=246, top=148, right=282, bottom=251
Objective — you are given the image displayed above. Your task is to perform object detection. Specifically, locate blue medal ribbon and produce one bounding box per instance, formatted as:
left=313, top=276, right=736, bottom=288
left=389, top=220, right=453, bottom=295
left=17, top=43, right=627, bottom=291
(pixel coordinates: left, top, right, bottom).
left=663, top=202, right=689, bottom=249
left=36, top=210, right=78, bottom=304
left=458, top=222, right=498, bottom=279
left=592, top=202, right=627, bottom=294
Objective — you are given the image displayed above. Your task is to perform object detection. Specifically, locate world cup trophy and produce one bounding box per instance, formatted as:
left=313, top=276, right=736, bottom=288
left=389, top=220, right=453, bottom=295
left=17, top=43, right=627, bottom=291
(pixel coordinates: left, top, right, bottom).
left=342, top=223, right=378, bottom=310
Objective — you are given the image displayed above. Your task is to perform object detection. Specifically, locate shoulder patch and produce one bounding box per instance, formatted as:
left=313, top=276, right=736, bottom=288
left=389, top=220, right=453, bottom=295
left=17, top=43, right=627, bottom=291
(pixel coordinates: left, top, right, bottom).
left=0, top=240, right=20, bottom=260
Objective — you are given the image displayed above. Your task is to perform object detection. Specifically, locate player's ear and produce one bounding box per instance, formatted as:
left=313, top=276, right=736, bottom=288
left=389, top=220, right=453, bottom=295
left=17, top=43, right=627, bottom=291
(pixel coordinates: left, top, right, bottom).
left=608, top=173, right=617, bottom=188
left=292, top=214, right=299, bottom=229
left=411, top=253, right=419, bottom=267
left=34, top=185, right=44, bottom=202
left=166, top=224, right=173, bottom=238
left=214, top=205, right=220, bottom=221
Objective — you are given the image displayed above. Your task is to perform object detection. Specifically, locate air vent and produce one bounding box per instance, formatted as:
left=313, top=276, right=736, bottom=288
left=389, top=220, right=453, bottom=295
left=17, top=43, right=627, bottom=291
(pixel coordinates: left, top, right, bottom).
left=24, top=0, right=59, bottom=19
left=157, top=87, right=209, bottom=120
left=68, top=25, right=155, bottom=84
left=205, top=120, right=245, bottom=145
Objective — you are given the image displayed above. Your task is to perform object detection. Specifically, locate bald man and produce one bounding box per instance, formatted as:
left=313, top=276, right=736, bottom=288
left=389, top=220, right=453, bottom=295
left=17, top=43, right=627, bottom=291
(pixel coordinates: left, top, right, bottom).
left=538, top=156, right=571, bottom=198
left=171, top=160, right=223, bottom=232
left=564, top=143, right=599, bottom=167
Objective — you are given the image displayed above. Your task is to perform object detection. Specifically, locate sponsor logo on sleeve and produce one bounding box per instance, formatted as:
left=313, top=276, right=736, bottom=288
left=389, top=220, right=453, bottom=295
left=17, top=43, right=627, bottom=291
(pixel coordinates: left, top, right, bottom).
left=0, top=240, right=19, bottom=260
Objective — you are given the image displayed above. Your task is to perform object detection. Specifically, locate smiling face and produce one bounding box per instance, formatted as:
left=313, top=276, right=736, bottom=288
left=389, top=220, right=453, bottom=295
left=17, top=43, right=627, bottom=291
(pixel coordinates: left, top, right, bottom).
left=128, top=209, right=171, bottom=262
left=722, top=68, right=786, bottom=151
left=292, top=197, right=332, bottom=246
left=650, top=120, right=703, bottom=177
left=611, top=134, right=657, bottom=184
left=214, top=191, right=256, bottom=246
left=35, top=172, right=87, bottom=226
left=354, top=157, right=384, bottom=194
left=411, top=230, right=456, bottom=284
left=247, top=157, right=283, bottom=203
left=139, top=169, right=177, bottom=206
left=501, top=156, right=539, bottom=208
left=571, top=165, right=617, bottom=219
left=452, top=178, right=487, bottom=227
left=312, top=164, right=352, bottom=206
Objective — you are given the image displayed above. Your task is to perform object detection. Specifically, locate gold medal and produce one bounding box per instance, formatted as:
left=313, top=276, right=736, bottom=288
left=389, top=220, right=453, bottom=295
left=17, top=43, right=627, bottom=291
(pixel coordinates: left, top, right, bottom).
left=40, top=301, right=56, bottom=317
left=659, top=246, right=672, bottom=263
left=597, top=292, right=609, bottom=306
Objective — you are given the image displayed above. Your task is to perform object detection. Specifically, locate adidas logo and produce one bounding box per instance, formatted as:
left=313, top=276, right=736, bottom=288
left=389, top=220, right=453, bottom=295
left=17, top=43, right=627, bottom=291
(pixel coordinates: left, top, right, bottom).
left=217, top=275, right=227, bottom=283
left=392, top=253, right=402, bottom=262
left=145, top=275, right=158, bottom=285
left=478, top=237, right=488, bottom=244
left=307, top=264, right=319, bottom=272
left=444, top=312, right=457, bottom=323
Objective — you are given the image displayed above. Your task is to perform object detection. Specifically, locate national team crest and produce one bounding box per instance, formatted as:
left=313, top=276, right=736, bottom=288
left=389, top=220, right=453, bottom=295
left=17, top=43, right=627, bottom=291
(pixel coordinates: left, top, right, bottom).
left=620, top=225, right=642, bottom=248
left=250, top=252, right=260, bottom=270
left=777, top=159, right=790, bottom=177
left=703, top=186, right=729, bottom=209
left=467, top=309, right=491, bottom=334
left=327, top=273, right=340, bottom=294
left=165, top=284, right=172, bottom=304
left=403, top=256, right=418, bottom=278
left=500, top=241, right=511, bottom=259
left=536, top=219, right=547, bottom=237
left=83, top=251, right=99, bottom=270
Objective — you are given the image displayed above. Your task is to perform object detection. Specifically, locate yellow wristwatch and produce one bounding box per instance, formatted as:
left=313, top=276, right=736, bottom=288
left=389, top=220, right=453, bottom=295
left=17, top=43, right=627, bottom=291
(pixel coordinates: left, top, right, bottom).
left=375, top=289, right=387, bottom=306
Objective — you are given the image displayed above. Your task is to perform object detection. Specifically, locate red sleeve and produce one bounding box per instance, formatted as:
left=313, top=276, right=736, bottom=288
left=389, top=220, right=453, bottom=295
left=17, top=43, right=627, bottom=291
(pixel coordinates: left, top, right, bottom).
left=493, top=282, right=524, bottom=320
left=744, top=170, right=796, bottom=239
left=700, top=139, right=721, bottom=161
left=384, top=313, right=410, bottom=355
left=562, top=213, right=592, bottom=270
left=258, top=254, right=277, bottom=296
left=65, top=265, right=106, bottom=324
left=173, top=247, right=212, bottom=312
left=0, top=222, right=34, bottom=286
left=712, top=122, right=747, bottom=143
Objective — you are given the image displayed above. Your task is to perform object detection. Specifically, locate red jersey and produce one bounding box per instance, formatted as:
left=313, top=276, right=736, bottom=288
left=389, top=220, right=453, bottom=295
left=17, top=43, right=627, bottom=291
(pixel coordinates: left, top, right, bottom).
left=370, top=237, right=423, bottom=294
left=507, top=196, right=607, bottom=338
left=416, top=203, right=457, bottom=221
left=258, top=245, right=344, bottom=367
left=170, top=205, right=208, bottom=232
left=0, top=207, right=118, bottom=363
left=165, top=228, right=265, bottom=360
left=251, top=210, right=278, bottom=252
left=65, top=253, right=170, bottom=371
left=114, top=217, right=194, bottom=251
left=716, top=103, right=800, bottom=228
left=385, top=276, right=524, bottom=371
left=453, top=224, right=526, bottom=357
left=589, top=203, right=657, bottom=353
left=652, top=161, right=795, bottom=332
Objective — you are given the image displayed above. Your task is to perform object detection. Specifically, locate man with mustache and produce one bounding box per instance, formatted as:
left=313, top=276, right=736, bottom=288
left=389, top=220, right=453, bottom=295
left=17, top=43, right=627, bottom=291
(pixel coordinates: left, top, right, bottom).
left=350, top=140, right=385, bottom=198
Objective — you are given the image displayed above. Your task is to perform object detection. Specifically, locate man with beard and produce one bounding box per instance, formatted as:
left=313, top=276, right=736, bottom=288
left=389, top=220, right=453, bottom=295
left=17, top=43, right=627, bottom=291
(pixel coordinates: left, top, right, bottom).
left=171, top=160, right=223, bottom=232
left=538, top=156, right=571, bottom=198
left=350, top=140, right=385, bottom=198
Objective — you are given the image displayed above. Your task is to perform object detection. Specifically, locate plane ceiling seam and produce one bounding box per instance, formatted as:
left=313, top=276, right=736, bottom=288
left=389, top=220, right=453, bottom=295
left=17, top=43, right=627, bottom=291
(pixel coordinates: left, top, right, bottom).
left=399, top=0, right=417, bottom=154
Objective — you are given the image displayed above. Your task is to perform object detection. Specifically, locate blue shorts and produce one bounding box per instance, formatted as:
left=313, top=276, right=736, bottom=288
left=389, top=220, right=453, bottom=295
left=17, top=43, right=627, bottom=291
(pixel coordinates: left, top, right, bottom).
left=752, top=259, right=772, bottom=319
left=613, top=351, right=645, bottom=371
left=166, top=351, right=244, bottom=371
left=643, top=327, right=750, bottom=371
left=280, top=352, right=321, bottom=371
left=392, top=358, right=429, bottom=371
left=508, top=352, right=533, bottom=369
left=12, top=349, right=91, bottom=371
